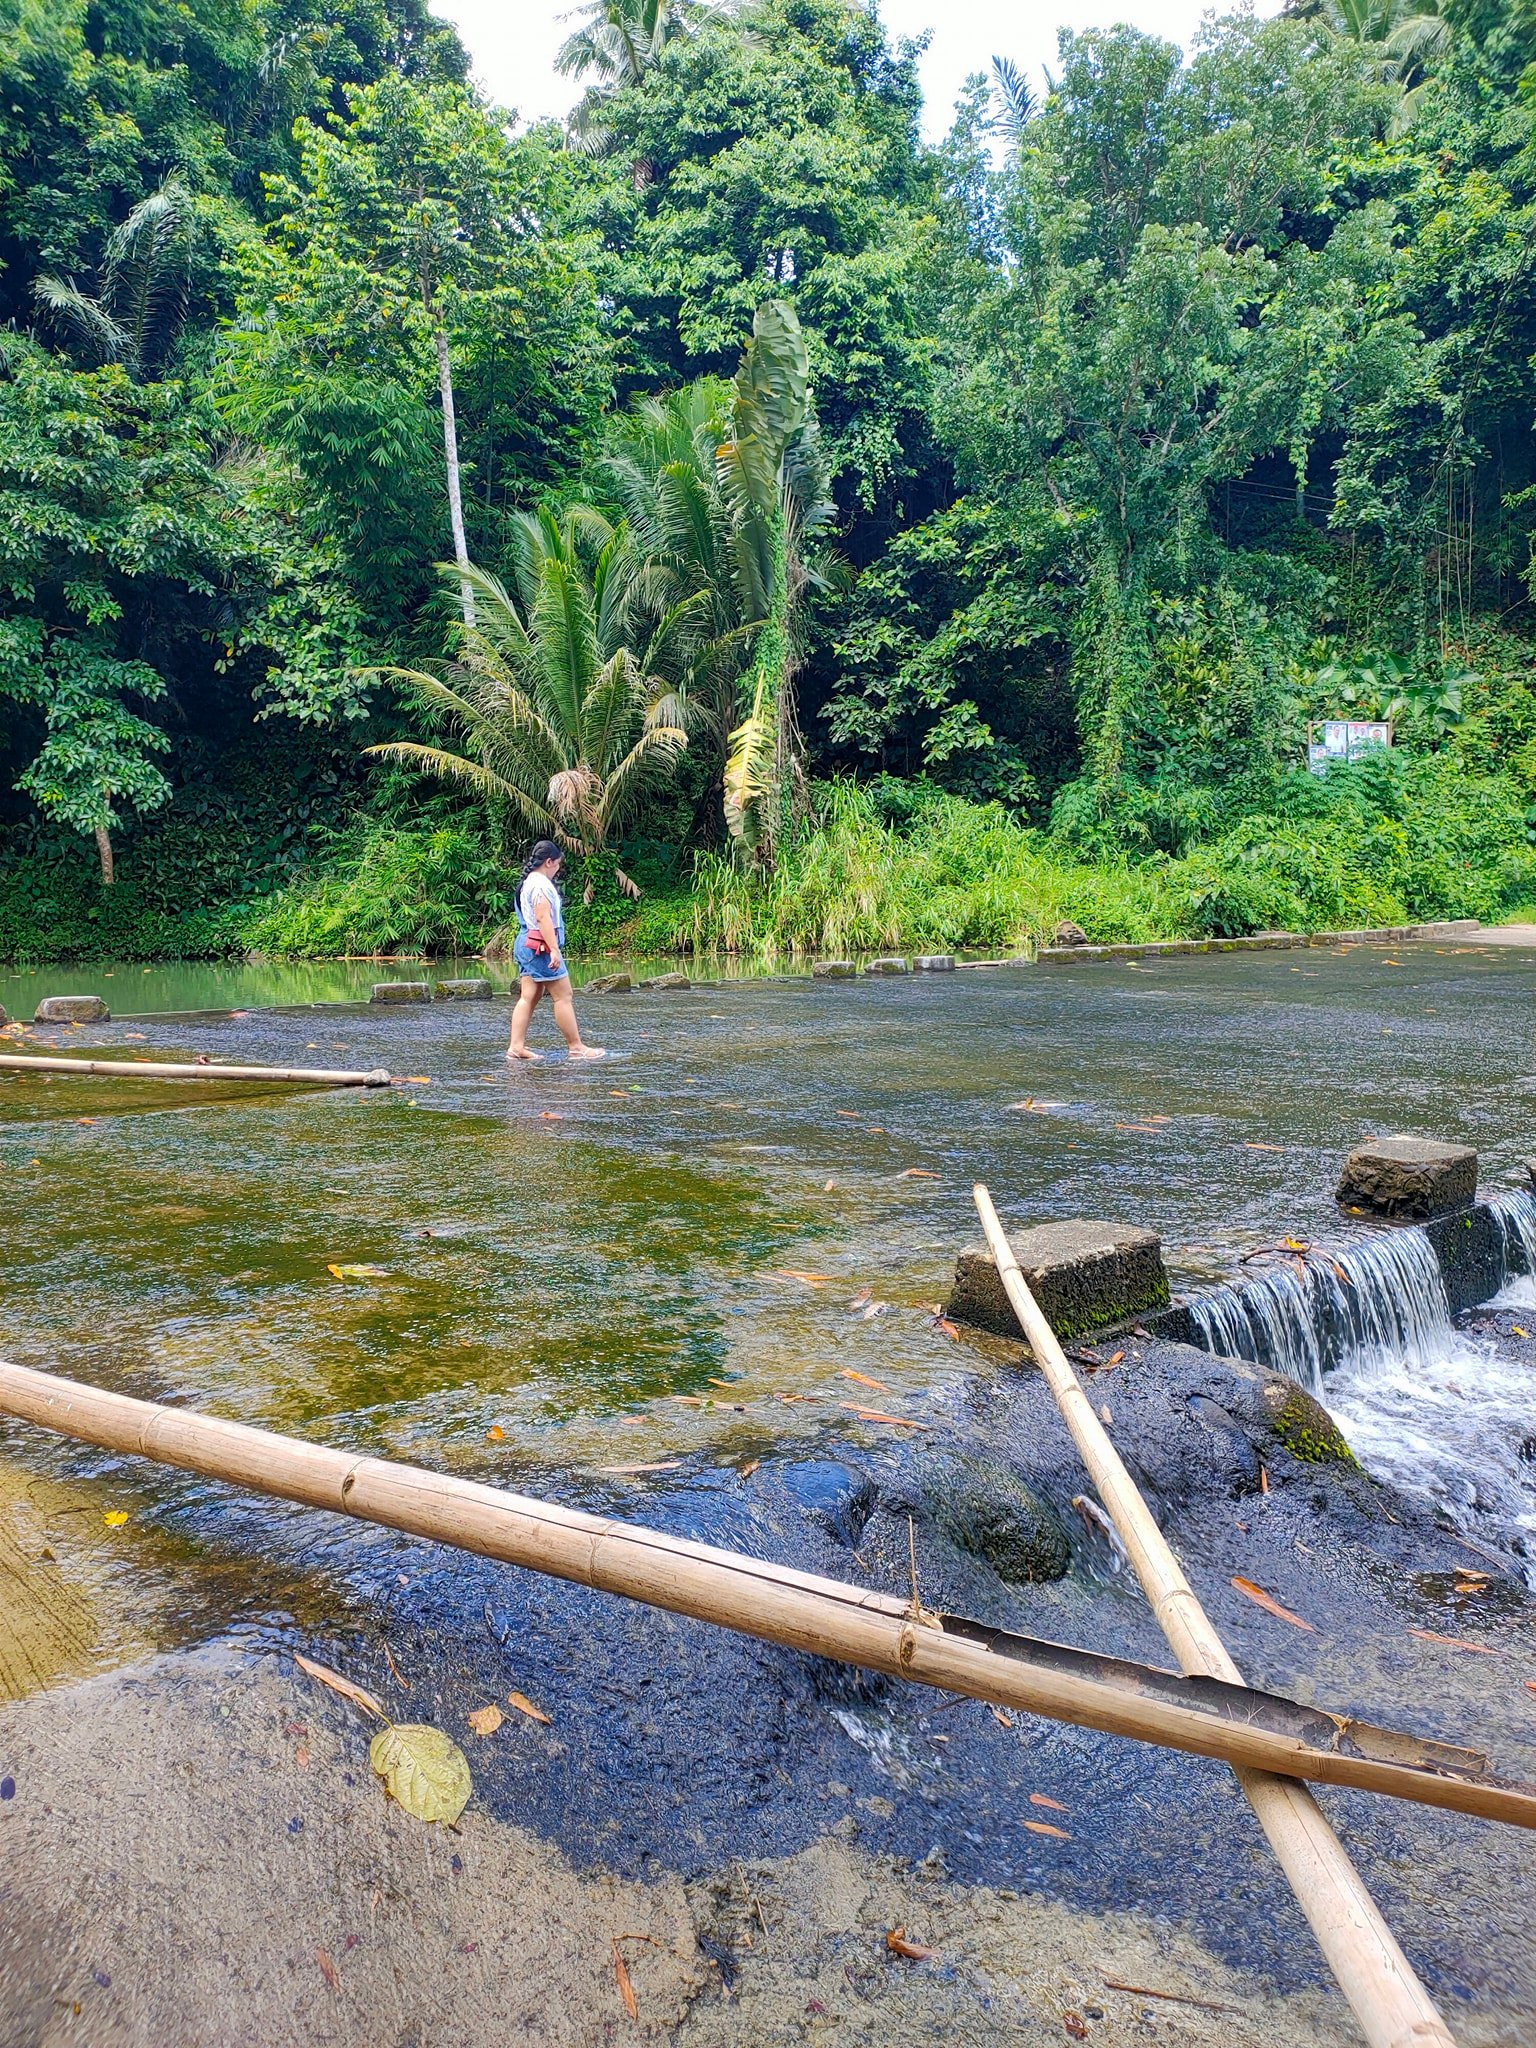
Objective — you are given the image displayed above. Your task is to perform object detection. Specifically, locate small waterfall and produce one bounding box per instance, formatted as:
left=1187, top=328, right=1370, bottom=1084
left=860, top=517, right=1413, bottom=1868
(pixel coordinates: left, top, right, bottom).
left=1186, top=1188, right=1536, bottom=1582
left=1187, top=1228, right=1453, bottom=1394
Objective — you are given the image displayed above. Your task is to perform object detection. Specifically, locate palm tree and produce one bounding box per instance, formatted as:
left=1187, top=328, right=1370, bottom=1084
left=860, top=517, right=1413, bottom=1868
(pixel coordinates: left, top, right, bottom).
left=596, top=301, right=839, bottom=857
left=556, top=0, right=693, bottom=157
left=1290, top=0, right=1455, bottom=126
left=367, top=511, right=694, bottom=897
left=32, top=176, right=198, bottom=380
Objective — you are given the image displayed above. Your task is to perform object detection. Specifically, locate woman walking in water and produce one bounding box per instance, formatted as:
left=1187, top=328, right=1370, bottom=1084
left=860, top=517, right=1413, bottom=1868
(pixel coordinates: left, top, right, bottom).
left=506, top=841, right=605, bottom=1062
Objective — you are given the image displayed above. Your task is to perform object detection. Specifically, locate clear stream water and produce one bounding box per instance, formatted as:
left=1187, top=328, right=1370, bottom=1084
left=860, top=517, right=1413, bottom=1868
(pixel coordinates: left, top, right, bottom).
left=2, top=933, right=1535, bottom=1632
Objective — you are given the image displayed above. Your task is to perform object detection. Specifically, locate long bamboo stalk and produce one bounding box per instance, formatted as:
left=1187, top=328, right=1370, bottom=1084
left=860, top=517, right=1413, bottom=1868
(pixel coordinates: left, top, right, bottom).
left=0, top=1054, right=392, bottom=1087
left=0, top=1355, right=1533, bottom=1834
left=972, top=1183, right=1457, bottom=2048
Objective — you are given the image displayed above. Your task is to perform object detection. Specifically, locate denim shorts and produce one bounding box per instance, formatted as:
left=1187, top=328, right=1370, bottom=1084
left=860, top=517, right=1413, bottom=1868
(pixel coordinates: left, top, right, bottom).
left=513, top=935, right=567, bottom=983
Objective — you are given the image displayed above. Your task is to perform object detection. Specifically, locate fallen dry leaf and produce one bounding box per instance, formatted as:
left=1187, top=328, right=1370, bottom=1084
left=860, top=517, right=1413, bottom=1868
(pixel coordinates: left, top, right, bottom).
left=935, top=1318, right=960, bottom=1340
left=1242, top=1141, right=1283, bottom=1153
left=399, top=1076, right=433, bottom=1086
left=295, top=1744, right=311, bottom=1768
left=369, top=1724, right=471, bottom=1824
left=840, top=1368, right=890, bottom=1391
left=1029, top=1793, right=1069, bottom=1812
left=317, top=1948, right=341, bottom=1992
left=897, top=1167, right=940, bottom=1179
left=737, top=1459, right=760, bottom=1479
left=776, top=1268, right=833, bottom=1287
left=1024, top=1820, right=1071, bottom=1840
left=849, top=1285, right=874, bottom=1309
left=486, top=1425, right=505, bottom=1442
left=467, top=1704, right=504, bottom=1737
left=1231, top=1577, right=1314, bottom=1631
left=823, top=1178, right=836, bottom=1190
left=1114, top=1123, right=1162, bottom=1134
left=327, top=1262, right=388, bottom=1281
left=1259, top=1464, right=1269, bottom=1494
left=613, top=1941, right=638, bottom=2021
left=294, top=1653, right=384, bottom=1719
left=835, top=1110, right=860, bottom=1120
left=103, top=1510, right=129, bottom=1528
left=839, top=1405, right=930, bottom=1430
left=1064, top=2016, right=1088, bottom=2041
left=885, top=1928, right=934, bottom=1961
left=539, top=1111, right=564, bottom=1122
left=600, top=1461, right=682, bottom=1474
left=990, top=1705, right=1014, bottom=1727
left=1406, top=1627, right=1498, bottom=1655
left=1099, top=1404, right=1112, bottom=1424
left=506, top=1690, right=552, bottom=1726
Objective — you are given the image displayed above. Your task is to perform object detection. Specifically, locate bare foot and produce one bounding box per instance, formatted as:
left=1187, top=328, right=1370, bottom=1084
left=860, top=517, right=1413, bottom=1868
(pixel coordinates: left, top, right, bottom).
left=505, top=1047, right=544, bottom=1062
left=567, top=1045, right=607, bottom=1060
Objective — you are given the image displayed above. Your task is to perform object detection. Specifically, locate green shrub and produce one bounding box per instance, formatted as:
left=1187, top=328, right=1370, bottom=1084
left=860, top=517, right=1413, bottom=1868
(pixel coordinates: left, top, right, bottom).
left=243, top=825, right=512, bottom=959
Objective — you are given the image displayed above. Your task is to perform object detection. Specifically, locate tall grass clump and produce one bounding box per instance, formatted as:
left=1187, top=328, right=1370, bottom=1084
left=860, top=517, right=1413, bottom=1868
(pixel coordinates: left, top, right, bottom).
left=243, top=825, right=511, bottom=959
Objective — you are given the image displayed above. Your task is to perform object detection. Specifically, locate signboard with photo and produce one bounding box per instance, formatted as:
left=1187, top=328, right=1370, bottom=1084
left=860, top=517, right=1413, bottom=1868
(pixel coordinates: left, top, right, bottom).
left=1307, top=720, right=1393, bottom=774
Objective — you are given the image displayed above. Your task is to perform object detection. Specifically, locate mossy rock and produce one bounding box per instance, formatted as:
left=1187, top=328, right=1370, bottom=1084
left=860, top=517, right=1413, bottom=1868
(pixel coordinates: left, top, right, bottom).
left=919, top=1452, right=1070, bottom=1582
left=1261, top=1381, right=1359, bottom=1466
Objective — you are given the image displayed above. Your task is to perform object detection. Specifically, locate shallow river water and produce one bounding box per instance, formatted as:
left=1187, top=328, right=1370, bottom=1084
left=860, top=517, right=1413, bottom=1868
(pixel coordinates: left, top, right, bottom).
left=3, top=937, right=1536, bottom=2033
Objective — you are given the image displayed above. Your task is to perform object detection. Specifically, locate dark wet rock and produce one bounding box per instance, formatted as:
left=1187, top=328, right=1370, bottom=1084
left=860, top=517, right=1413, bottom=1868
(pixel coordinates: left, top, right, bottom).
left=584, top=973, right=633, bottom=995
left=774, top=1459, right=877, bottom=1546
left=434, top=977, right=494, bottom=1000
left=915, top=1450, right=1071, bottom=1583
left=369, top=982, right=432, bottom=1005
left=812, top=960, right=856, bottom=979
left=912, top=955, right=955, bottom=972
left=1185, top=1394, right=1263, bottom=1489
left=947, top=1220, right=1170, bottom=1342
left=1336, top=1135, right=1477, bottom=1220
left=1053, top=921, right=1090, bottom=947
left=865, top=957, right=910, bottom=975
left=33, top=995, right=109, bottom=1023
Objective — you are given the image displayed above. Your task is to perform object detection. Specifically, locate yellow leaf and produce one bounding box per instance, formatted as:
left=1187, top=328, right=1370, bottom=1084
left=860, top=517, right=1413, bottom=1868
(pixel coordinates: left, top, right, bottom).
left=103, top=1510, right=129, bottom=1528
left=506, top=1690, right=552, bottom=1726
left=467, top=1704, right=504, bottom=1736
left=327, top=1262, right=389, bottom=1281
left=369, top=1723, right=471, bottom=1824
left=486, top=1425, right=505, bottom=1442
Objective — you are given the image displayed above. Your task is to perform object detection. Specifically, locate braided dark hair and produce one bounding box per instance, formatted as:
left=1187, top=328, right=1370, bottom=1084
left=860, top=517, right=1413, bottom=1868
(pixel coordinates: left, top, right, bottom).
left=518, top=840, right=565, bottom=897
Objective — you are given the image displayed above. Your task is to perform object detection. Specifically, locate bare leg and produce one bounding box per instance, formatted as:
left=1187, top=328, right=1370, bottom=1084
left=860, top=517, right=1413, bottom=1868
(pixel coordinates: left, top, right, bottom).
left=550, top=977, right=604, bottom=1059
left=506, top=978, right=546, bottom=1060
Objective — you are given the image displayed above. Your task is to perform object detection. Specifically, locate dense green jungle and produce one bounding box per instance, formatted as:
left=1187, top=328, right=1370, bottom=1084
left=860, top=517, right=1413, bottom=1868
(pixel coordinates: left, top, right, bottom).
left=4, top=0, right=1536, bottom=966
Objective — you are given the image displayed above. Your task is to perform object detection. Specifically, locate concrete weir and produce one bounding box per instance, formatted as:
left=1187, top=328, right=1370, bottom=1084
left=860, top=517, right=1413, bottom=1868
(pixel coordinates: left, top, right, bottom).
left=946, top=1219, right=1170, bottom=1341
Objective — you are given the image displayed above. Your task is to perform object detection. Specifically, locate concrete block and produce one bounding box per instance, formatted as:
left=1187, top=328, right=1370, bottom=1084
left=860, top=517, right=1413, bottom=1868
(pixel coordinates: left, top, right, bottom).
left=34, top=995, right=110, bottom=1023
left=912, top=955, right=956, bottom=972
left=583, top=973, right=632, bottom=995
left=1336, top=1135, right=1477, bottom=1220
left=434, top=978, right=494, bottom=1000
left=638, top=972, right=690, bottom=990
left=946, top=1218, right=1170, bottom=1342
left=813, top=960, right=856, bottom=979
left=865, top=957, right=910, bottom=975
left=370, top=982, right=431, bottom=1005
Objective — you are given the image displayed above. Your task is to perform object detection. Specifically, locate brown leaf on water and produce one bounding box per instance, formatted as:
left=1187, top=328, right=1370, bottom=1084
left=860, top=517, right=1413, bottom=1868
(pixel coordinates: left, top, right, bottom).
left=776, top=1268, right=833, bottom=1286
left=849, top=1285, right=874, bottom=1309
left=600, top=1461, right=683, bottom=1474
left=327, top=1262, right=388, bottom=1281
left=1243, top=1142, right=1283, bottom=1153
left=293, top=1653, right=384, bottom=1720
left=1231, top=1577, right=1314, bottom=1631
left=1024, top=1820, right=1071, bottom=1840
left=613, top=1941, right=638, bottom=2021
left=1259, top=1464, right=1269, bottom=1493
left=399, top=1076, right=433, bottom=1086
left=317, top=1948, right=341, bottom=1992
left=1525, top=1680, right=1536, bottom=1700
left=840, top=1369, right=890, bottom=1391
left=897, top=1167, right=940, bottom=1179
left=835, top=1110, right=860, bottom=1120
left=486, top=1425, right=505, bottom=1442
left=824, top=1178, right=836, bottom=1191
left=737, top=1458, right=760, bottom=1479
left=507, top=1690, right=552, bottom=1726
left=1030, top=1793, right=1069, bottom=1813
left=467, top=1704, right=504, bottom=1737
left=1114, top=1123, right=1161, bottom=1134
left=885, top=1928, right=934, bottom=1961
left=1406, top=1627, right=1499, bottom=1656
left=295, top=1744, right=311, bottom=1768
left=990, top=1705, right=1015, bottom=1727
left=935, top=1318, right=960, bottom=1341
left=369, top=1724, right=471, bottom=1825
left=840, top=1405, right=930, bottom=1430
left=539, top=1111, right=564, bottom=1122
left=1063, top=2014, right=1089, bottom=2040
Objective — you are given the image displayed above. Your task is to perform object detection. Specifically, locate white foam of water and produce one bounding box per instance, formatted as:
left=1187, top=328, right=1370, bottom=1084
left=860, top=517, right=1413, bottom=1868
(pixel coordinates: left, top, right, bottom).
left=1188, top=1191, right=1536, bottom=1580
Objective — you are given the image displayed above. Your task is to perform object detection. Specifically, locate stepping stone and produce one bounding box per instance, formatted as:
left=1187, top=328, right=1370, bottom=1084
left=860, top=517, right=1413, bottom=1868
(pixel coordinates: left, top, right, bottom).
left=434, top=978, right=494, bottom=1000
left=912, top=955, right=955, bottom=972
left=812, top=960, right=856, bottom=979
left=946, top=1219, right=1170, bottom=1342
left=34, top=995, right=110, bottom=1024
left=644, top=972, right=691, bottom=990
left=370, top=982, right=431, bottom=1005
left=583, top=973, right=633, bottom=994
left=865, top=957, right=910, bottom=975
left=1336, top=1135, right=1477, bottom=1220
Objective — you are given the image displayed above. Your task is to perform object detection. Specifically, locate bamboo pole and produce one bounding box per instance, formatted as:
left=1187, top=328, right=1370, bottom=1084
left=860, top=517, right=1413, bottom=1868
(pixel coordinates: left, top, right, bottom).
left=972, top=1183, right=1457, bottom=2048
left=0, top=1355, right=1533, bottom=1835
left=0, top=1054, right=392, bottom=1087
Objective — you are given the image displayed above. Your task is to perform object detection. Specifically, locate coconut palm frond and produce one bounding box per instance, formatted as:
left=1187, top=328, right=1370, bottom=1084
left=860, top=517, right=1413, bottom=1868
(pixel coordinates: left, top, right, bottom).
left=31, top=276, right=130, bottom=364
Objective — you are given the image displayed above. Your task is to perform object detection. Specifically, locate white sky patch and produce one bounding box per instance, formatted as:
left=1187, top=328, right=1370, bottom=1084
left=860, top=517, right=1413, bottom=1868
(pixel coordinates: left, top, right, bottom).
left=432, top=0, right=1283, bottom=141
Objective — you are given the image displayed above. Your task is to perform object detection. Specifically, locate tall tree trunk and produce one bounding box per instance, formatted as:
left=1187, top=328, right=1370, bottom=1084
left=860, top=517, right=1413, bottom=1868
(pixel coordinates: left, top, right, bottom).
left=94, top=823, right=114, bottom=886
left=433, top=316, right=475, bottom=630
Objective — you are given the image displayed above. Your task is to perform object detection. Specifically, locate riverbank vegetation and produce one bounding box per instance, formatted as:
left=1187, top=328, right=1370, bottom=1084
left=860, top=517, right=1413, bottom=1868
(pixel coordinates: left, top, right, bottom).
left=4, top=0, right=1536, bottom=963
